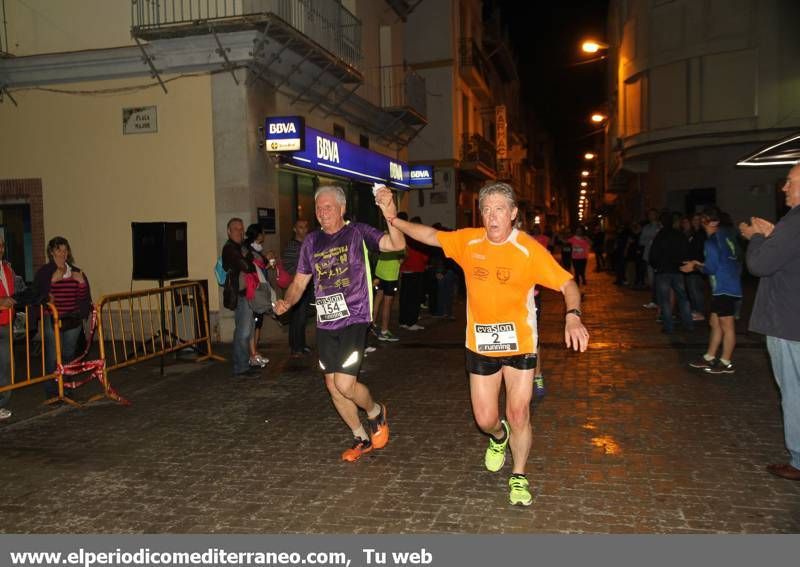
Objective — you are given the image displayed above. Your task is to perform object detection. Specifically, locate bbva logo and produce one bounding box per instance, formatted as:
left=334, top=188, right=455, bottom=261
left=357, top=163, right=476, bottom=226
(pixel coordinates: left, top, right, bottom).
left=316, top=137, right=340, bottom=163
left=389, top=162, right=405, bottom=181
left=268, top=122, right=297, bottom=135
left=410, top=170, right=431, bottom=179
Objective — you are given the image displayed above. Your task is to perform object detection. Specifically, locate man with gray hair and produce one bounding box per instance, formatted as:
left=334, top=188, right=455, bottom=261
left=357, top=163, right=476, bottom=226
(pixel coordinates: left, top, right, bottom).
left=387, top=181, right=589, bottom=506
left=275, top=185, right=404, bottom=462
left=740, top=161, right=800, bottom=481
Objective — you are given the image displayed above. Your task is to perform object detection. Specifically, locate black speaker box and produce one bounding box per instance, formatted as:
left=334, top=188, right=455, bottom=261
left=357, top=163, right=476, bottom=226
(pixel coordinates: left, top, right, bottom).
left=131, top=222, right=188, bottom=281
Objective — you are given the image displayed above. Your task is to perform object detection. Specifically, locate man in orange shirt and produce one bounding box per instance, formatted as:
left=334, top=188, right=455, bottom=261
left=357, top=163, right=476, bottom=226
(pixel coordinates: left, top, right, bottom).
left=386, top=182, right=589, bottom=506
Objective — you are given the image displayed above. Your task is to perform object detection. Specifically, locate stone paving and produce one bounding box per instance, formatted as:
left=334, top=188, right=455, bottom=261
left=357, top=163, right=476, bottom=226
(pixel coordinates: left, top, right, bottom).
left=1, top=268, right=799, bottom=534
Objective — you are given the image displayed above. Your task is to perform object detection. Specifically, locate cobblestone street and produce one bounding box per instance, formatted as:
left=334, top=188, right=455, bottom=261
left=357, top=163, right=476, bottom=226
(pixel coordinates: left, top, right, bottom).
left=1, top=270, right=799, bottom=533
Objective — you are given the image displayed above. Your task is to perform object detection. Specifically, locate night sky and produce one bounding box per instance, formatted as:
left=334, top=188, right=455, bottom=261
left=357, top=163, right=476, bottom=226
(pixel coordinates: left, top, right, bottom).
left=494, top=0, right=609, bottom=190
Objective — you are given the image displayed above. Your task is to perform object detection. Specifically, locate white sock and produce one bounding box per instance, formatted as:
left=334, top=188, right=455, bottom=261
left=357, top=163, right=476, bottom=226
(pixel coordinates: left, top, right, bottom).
left=352, top=426, right=368, bottom=440
left=367, top=403, right=381, bottom=419
left=703, top=353, right=715, bottom=362
left=720, top=358, right=731, bottom=366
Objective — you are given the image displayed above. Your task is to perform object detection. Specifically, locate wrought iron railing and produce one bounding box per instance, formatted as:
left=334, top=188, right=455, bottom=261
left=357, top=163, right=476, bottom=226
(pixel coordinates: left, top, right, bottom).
left=459, top=37, right=492, bottom=85
left=461, top=133, right=497, bottom=172
left=362, top=64, right=426, bottom=118
left=130, top=0, right=362, bottom=68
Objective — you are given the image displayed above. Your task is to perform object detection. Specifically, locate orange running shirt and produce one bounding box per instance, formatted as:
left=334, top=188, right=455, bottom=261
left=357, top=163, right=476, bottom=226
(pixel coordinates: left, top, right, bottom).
left=438, top=228, right=573, bottom=357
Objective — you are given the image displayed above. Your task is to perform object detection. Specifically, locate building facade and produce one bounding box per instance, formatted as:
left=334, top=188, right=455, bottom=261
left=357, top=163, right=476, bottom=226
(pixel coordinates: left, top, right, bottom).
left=605, top=0, right=800, bottom=224
left=0, top=0, right=427, bottom=339
left=403, top=0, right=543, bottom=230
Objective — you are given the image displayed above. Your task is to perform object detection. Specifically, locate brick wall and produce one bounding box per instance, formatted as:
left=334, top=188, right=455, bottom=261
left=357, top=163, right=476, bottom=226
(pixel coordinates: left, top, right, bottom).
left=0, top=178, right=45, bottom=270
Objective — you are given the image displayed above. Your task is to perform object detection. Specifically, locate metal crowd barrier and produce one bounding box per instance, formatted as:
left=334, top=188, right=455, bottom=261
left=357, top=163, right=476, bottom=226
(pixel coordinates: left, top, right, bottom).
left=0, top=303, right=70, bottom=405
left=95, top=281, right=224, bottom=399
left=0, top=282, right=222, bottom=411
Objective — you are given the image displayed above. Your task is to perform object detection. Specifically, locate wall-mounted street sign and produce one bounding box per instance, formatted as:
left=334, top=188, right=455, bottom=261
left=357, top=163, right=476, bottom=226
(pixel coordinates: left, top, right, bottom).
left=265, top=116, right=305, bottom=152
left=266, top=116, right=410, bottom=190
left=495, top=105, right=507, bottom=159
left=257, top=207, right=276, bottom=234
left=409, top=165, right=434, bottom=189
left=123, top=106, right=157, bottom=135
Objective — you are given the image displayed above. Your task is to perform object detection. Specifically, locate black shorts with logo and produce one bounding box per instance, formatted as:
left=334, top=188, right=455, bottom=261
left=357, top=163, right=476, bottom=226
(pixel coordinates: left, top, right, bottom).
left=317, top=322, right=369, bottom=376
left=710, top=294, right=738, bottom=317
left=466, top=349, right=538, bottom=376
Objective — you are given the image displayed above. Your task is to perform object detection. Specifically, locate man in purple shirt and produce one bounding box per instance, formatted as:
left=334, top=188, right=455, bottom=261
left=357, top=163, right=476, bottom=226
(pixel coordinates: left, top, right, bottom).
left=275, top=185, right=404, bottom=461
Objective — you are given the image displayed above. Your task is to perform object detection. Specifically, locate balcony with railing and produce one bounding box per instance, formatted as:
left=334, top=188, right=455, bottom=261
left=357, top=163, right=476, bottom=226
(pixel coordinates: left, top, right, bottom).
left=460, top=133, right=496, bottom=179
left=131, top=0, right=362, bottom=74
left=361, top=64, right=427, bottom=126
left=459, top=37, right=492, bottom=101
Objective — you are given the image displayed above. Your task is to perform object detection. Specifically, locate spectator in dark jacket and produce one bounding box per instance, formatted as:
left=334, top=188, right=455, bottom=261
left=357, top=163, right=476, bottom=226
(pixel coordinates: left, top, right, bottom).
left=34, top=236, right=93, bottom=400
left=684, top=214, right=707, bottom=318
left=649, top=211, right=693, bottom=333
left=221, top=218, right=259, bottom=378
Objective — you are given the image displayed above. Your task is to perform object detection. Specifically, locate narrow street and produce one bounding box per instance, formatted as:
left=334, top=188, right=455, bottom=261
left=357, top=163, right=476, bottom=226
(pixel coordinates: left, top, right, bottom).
left=1, top=269, right=798, bottom=533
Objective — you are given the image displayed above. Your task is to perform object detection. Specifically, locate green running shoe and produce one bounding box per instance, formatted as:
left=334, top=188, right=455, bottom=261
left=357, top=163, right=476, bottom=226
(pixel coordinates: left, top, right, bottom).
left=508, top=475, right=533, bottom=506
left=533, top=375, right=546, bottom=399
left=484, top=419, right=510, bottom=472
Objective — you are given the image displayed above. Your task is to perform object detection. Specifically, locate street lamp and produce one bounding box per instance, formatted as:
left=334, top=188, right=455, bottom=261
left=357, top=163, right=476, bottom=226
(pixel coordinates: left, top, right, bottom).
left=584, top=152, right=596, bottom=160
left=581, top=170, right=590, bottom=177
left=580, top=189, right=587, bottom=195
left=581, top=40, right=609, bottom=54
left=580, top=181, right=588, bottom=187
left=590, top=113, right=607, bottom=124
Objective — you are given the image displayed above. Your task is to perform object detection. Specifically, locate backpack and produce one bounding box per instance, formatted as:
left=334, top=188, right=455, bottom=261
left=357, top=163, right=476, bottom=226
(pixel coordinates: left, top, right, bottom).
left=214, top=257, right=227, bottom=286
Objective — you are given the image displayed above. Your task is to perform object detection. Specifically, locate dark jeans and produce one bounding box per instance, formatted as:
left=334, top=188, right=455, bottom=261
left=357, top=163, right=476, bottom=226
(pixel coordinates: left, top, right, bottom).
left=573, top=259, right=587, bottom=285
left=634, top=258, right=646, bottom=287
left=399, top=272, right=424, bottom=326
left=433, top=270, right=457, bottom=317
left=686, top=273, right=706, bottom=313
left=655, top=272, right=694, bottom=333
left=593, top=249, right=605, bottom=270
left=232, top=299, right=255, bottom=375
left=289, top=286, right=313, bottom=353
left=424, top=269, right=438, bottom=312
left=614, top=252, right=627, bottom=284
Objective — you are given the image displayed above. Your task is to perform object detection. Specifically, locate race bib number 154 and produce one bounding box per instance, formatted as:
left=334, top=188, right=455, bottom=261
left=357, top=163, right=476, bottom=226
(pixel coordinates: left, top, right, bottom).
left=316, top=293, right=350, bottom=322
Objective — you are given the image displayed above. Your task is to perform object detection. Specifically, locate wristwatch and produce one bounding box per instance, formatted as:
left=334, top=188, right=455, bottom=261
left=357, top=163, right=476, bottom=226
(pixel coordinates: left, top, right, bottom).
left=566, top=308, right=582, bottom=318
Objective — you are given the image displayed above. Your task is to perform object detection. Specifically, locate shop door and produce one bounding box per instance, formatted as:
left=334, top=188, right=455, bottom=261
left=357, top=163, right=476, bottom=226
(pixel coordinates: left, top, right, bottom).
left=0, top=204, right=33, bottom=282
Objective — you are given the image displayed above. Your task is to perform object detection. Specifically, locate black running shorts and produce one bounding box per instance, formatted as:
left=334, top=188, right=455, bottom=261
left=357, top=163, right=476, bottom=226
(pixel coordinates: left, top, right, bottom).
left=374, top=278, right=399, bottom=297
left=317, top=322, right=369, bottom=376
left=466, top=349, right=538, bottom=376
left=710, top=294, right=738, bottom=317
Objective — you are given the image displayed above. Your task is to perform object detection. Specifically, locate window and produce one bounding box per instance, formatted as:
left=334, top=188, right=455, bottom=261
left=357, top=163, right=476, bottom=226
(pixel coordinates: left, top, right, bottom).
left=333, top=123, right=346, bottom=139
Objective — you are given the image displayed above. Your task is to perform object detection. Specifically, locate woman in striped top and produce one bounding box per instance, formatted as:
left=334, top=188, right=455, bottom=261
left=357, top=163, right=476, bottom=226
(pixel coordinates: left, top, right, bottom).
left=33, top=236, right=92, bottom=399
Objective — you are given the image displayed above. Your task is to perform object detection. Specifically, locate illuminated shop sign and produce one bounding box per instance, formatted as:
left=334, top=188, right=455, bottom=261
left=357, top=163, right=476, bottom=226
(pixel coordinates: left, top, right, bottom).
left=265, top=116, right=305, bottom=152
left=266, top=116, right=410, bottom=190
left=409, top=165, right=434, bottom=189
